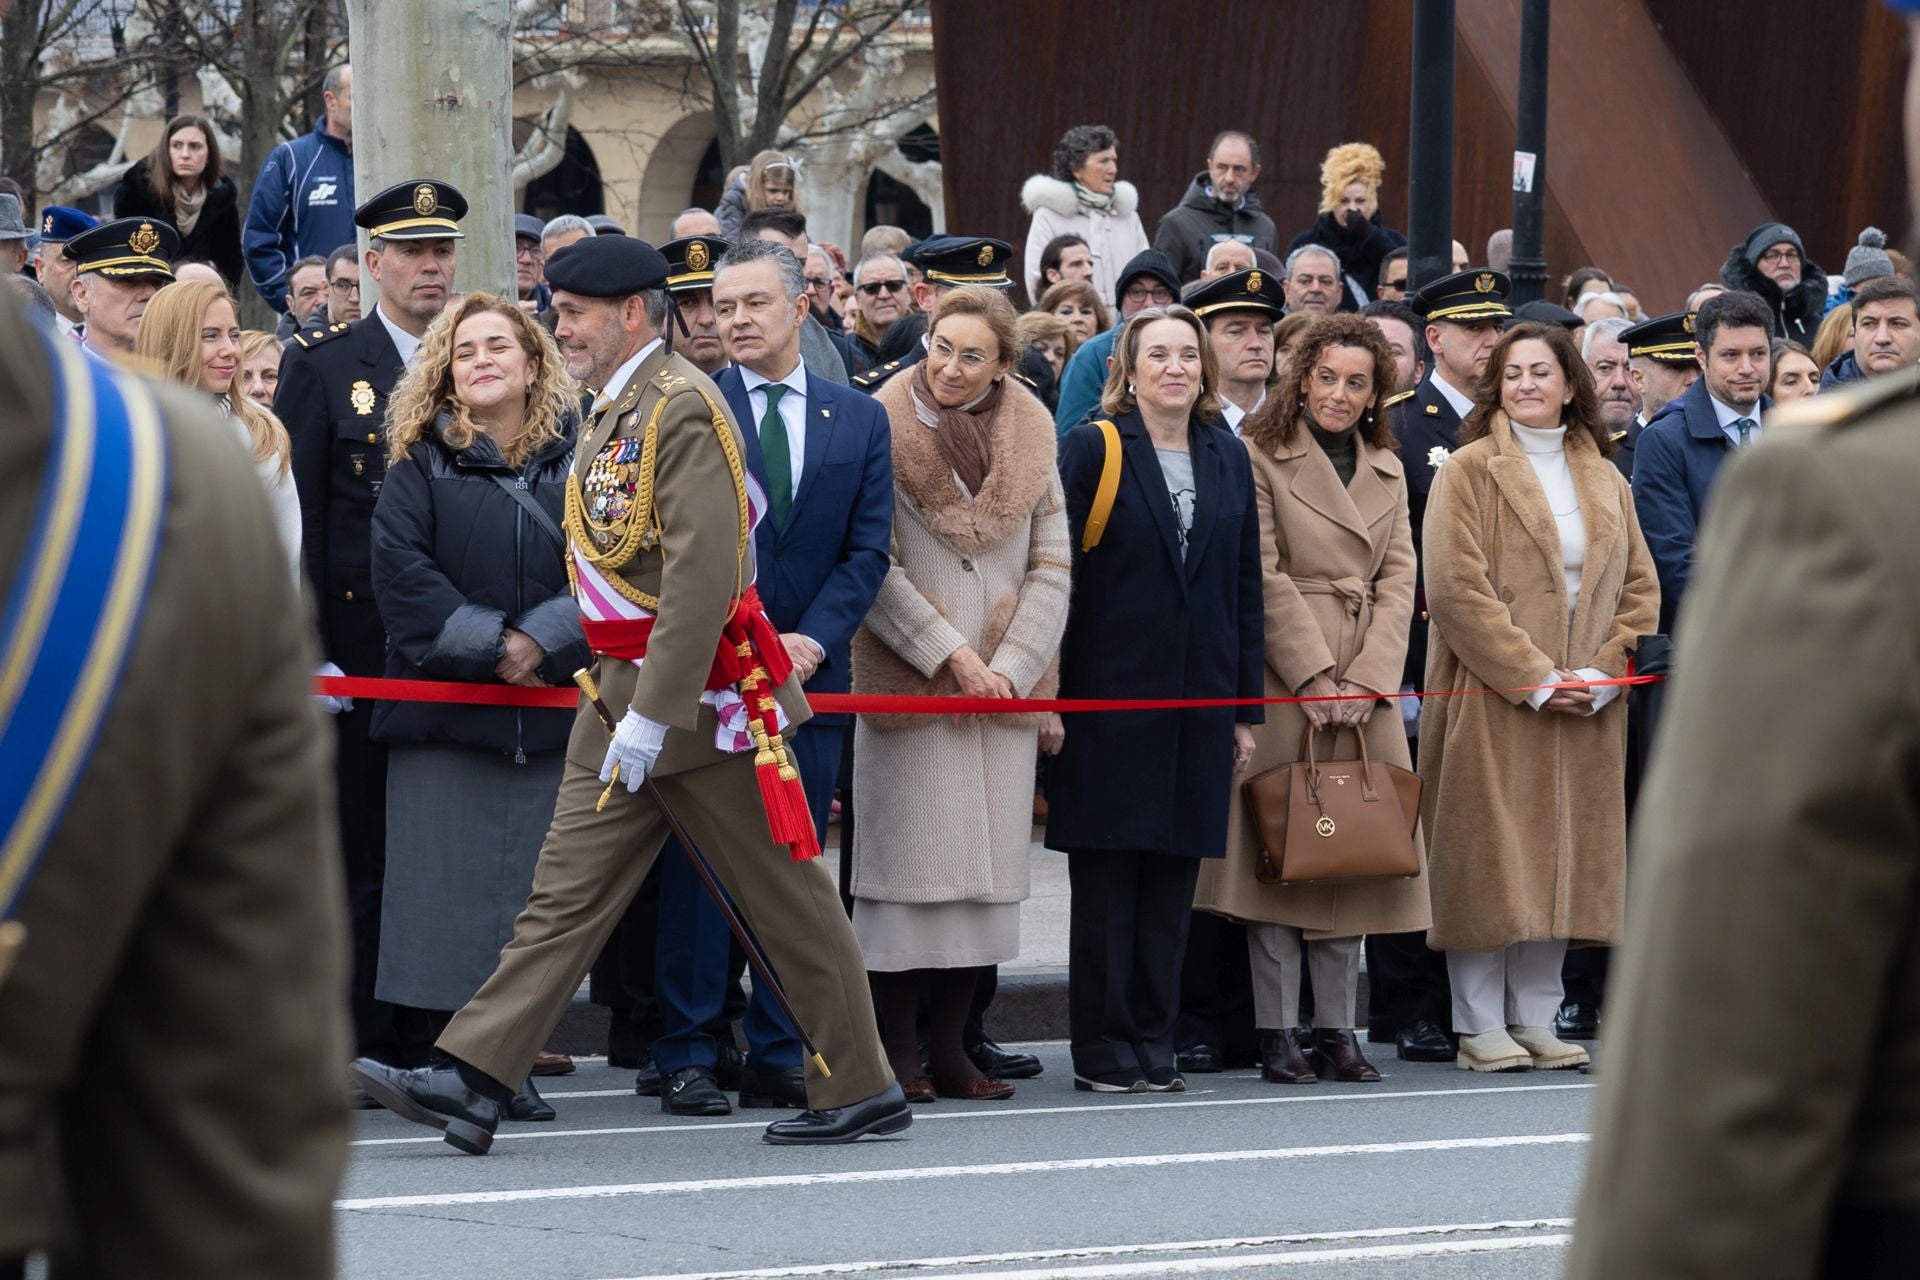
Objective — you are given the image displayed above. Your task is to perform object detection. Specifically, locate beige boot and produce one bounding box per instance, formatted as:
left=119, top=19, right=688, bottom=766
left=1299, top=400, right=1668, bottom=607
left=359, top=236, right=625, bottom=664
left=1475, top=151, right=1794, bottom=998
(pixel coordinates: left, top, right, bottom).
left=1509, top=1025, right=1591, bottom=1071
left=1455, top=1029, right=1533, bottom=1073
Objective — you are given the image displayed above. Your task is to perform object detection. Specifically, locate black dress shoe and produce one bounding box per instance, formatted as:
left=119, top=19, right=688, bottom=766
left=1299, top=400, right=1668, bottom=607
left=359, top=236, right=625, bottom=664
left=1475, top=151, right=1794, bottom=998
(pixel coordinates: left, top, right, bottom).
left=662, top=1065, right=732, bottom=1116
left=763, top=1082, right=912, bottom=1145
left=633, top=1059, right=663, bottom=1097
left=1554, top=1001, right=1600, bottom=1040
left=1175, top=1043, right=1224, bottom=1074
left=506, top=1075, right=556, bottom=1122
left=1396, top=1019, right=1456, bottom=1062
left=349, top=1058, right=500, bottom=1155
left=737, top=1062, right=807, bottom=1109
left=967, top=1039, right=1042, bottom=1080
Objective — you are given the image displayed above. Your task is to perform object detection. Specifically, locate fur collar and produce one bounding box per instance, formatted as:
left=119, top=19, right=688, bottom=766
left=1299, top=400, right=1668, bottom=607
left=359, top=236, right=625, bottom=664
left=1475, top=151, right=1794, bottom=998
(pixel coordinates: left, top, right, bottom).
left=876, top=374, right=1058, bottom=553
left=1720, top=245, right=1830, bottom=319
left=1021, top=173, right=1140, bottom=220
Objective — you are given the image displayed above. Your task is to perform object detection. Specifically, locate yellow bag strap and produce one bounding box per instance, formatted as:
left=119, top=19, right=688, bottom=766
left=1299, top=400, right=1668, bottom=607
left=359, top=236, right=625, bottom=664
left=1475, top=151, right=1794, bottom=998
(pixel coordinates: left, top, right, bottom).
left=1081, top=419, right=1122, bottom=552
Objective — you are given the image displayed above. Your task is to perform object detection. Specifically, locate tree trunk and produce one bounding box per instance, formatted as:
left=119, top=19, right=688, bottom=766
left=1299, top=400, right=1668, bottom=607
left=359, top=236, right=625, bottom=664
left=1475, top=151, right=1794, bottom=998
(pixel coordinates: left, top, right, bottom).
left=0, top=4, right=46, bottom=204
left=344, top=0, right=515, bottom=307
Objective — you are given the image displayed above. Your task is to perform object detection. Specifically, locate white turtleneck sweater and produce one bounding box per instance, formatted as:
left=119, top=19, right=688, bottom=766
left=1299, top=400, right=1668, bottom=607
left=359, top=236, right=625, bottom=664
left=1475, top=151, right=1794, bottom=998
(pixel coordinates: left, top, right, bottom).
left=222, top=397, right=305, bottom=589
left=1511, top=421, right=1617, bottom=715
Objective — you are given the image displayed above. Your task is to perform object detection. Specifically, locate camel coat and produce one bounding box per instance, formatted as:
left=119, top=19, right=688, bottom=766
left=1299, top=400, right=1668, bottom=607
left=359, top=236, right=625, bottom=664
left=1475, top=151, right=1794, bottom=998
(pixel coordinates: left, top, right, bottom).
left=1418, top=414, right=1659, bottom=952
left=1194, top=427, right=1432, bottom=939
left=851, top=378, right=1070, bottom=912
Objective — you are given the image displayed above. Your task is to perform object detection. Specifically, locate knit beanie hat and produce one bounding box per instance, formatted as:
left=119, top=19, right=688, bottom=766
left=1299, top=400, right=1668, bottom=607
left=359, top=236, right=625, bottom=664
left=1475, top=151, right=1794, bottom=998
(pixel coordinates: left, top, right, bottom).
left=1843, top=227, right=1895, bottom=288
left=1743, top=221, right=1804, bottom=266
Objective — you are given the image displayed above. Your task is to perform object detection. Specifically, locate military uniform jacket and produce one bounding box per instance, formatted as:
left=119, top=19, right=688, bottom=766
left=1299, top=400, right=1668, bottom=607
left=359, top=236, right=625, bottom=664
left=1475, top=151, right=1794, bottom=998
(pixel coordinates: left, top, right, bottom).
left=849, top=341, right=925, bottom=393
left=1390, top=376, right=1465, bottom=689
left=1608, top=414, right=1643, bottom=480
left=278, top=314, right=406, bottom=674
left=564, top=343, right=810, bottom=779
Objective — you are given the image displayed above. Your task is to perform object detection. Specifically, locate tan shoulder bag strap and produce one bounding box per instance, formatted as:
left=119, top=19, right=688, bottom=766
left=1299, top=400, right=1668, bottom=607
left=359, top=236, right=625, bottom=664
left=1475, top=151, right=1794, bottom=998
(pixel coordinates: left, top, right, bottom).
left=1081, top=418, right=1123, bottom=552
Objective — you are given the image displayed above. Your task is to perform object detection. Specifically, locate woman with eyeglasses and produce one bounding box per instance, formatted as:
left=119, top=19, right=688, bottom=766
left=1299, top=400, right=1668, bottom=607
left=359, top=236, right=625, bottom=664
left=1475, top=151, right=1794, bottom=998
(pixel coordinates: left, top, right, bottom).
left=1047, top=305, right=1264, bottom=1093
left=717, top=149, right=803, bottom=242
left=849, top=251, right=914, bottom=374
left=852, top=285, right=1071, bottom=1102
left=1020, top=124, right=1150, bottom=305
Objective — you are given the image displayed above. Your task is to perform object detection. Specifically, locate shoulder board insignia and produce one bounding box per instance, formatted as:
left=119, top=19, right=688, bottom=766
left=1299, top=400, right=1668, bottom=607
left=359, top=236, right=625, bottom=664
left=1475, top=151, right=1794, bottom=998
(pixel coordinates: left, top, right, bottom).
left=1011, top=370, right=1038, bottom=389
left=656, top=372, right=689, bottom=392
left=294, top=322, right=349, bottom=351
left=331, top=321, right=348, bottom=332
left=884, top=361, right=899, bottom=370
left=1425, top=403, right=1439, bottom=415
left=1381, top=389, right=1415, bottom=408
left=1609, top=430, right=1628, bottom=443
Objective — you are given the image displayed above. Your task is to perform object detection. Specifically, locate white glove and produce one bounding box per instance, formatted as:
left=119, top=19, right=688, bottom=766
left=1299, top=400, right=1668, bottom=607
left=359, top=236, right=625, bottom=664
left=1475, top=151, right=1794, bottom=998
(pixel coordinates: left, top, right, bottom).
left=315, top=661, right=353, bottom=715
left=600, top=709, right=668, bottom=793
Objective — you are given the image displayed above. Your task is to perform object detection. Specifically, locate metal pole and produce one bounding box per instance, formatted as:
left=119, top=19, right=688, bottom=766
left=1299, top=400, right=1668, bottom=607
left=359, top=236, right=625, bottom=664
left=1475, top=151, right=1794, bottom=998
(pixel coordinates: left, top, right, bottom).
left=1508, top=0, right=1552, bottom=304
left=1408, top=0, right=1457, bottom=290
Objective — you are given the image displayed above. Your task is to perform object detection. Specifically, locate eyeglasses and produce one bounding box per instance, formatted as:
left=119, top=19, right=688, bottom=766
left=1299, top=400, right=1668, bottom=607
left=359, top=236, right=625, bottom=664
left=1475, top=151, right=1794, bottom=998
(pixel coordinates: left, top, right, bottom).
left=1758, top=246, right=1802, bottom=265
left=859, top=279, right=907, bottom=296
left=1123, top=284, right=1175, bottom=305
left=1381, top=276, right=1407, bottom=291
left=930, top=337, right=992, bottom=369
left=328, top=278, right=360, bottom=295
left=805, top=275, right=832, bottom=290
left=516, top=242, right=543, bottom=261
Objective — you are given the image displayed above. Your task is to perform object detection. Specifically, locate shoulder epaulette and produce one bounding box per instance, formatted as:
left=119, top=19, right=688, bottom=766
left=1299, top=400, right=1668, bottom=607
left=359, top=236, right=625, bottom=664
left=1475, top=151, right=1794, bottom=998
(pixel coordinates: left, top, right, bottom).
left=1012, top=370, right=1039, bottom=390
left=1381, top=389, right=1415, bottom=409
left=1609, top=429, right=1628, bottom=443
left=292, top=320, right=350, bottom=350
left=1770, top=361, right=1920, bottom=432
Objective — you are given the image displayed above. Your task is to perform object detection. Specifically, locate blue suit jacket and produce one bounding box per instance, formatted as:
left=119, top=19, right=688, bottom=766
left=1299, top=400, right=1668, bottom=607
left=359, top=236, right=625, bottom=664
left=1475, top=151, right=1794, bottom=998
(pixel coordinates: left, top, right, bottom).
left=1631, top=378, right=1770, bottom=632
left=713, top=364, right=894, bottom=725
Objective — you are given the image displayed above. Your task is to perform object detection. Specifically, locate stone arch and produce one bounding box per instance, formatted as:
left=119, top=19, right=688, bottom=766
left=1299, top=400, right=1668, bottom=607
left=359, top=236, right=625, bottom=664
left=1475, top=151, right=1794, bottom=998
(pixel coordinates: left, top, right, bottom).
left=636, top=112, right=716, bottom=242
left=520, top=125, right=605, bottom=223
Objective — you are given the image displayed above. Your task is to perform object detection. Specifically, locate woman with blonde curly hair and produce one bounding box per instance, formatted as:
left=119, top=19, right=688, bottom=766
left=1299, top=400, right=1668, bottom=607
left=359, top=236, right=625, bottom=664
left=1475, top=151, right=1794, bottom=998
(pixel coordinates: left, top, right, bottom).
left=1285, top=142, right=1408, bottom=311
left=368, top=292, right=589, bottom=1120
left=134, top=278, right=300, bottom=583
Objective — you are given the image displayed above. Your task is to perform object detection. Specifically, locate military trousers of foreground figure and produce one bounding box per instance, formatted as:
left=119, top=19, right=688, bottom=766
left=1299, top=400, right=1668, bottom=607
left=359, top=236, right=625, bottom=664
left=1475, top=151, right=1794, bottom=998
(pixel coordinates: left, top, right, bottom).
left=438, top=749, right=893, bottom=1111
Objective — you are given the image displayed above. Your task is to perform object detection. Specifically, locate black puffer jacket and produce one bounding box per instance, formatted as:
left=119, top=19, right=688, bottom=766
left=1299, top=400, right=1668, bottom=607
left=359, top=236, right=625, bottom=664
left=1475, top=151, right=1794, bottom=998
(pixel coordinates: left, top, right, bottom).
left=1287, top=211, right=1408, bottom=311
left=369, top=413, right=587, bottom=755
left=111, top=158, right=245, bottom=287
left=1719, top=246, right=1831, bottom=345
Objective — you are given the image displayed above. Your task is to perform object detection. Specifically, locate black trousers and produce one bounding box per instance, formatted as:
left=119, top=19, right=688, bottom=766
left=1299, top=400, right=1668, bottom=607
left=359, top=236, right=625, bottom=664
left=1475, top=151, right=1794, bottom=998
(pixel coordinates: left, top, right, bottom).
left=1066, top=849, right=1201, bottom=1078
left=1175, top=911, right=1260, bottom=1063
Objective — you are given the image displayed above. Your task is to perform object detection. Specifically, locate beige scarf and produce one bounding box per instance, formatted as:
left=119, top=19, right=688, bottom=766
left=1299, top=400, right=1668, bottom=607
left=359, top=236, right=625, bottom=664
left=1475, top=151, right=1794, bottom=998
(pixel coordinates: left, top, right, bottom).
left=909, top=361, right=1002, bottom=496
left=173, top=184, right=207, bottom=236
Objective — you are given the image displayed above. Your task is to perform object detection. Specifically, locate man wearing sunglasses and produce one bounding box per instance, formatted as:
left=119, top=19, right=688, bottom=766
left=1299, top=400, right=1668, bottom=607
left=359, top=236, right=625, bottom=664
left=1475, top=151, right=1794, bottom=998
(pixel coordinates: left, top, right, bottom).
left=848, top=252, right=913, bottom=376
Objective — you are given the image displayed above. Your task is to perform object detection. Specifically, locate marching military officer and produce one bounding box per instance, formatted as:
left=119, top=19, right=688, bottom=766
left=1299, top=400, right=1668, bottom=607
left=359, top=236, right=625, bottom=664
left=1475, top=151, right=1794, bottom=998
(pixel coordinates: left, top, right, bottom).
left=1368, top=268, right=1513, bottom=1065
left=277, top=179, right=465, bottom=1081
left=850, top=236, right=1017, bottom=392
left=350, top=234, right=909, bottom=1150
left=60, top=216, right=178, bottom=362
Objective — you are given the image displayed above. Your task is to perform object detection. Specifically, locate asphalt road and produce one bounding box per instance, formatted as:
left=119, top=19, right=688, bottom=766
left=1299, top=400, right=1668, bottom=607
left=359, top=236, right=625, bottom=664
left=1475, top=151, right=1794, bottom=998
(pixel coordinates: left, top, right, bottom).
left=337, top=1040, right=1597, bottom=1279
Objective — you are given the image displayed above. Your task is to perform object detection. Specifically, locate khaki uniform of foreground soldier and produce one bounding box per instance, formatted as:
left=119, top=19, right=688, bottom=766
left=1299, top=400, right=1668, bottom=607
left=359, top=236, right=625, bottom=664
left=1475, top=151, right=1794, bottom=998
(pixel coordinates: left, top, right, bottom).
left=0, top=293, right=350, bottom=1277
left=352, top=234, right=907, bottom=1149
left=1566, top=363, right=1920, bottom=1276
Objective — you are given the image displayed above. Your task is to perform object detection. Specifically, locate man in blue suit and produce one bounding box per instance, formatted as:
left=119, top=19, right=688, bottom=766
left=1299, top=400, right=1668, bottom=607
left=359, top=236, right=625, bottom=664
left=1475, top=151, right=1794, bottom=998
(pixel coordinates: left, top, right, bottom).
left=1631, top=289, right=1775, bottom=632
left=642, top=237, right=893, bottom=1116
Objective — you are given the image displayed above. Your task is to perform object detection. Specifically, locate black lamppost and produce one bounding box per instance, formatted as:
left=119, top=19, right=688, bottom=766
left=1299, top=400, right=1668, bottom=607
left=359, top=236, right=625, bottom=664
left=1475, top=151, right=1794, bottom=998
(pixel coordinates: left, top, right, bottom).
left=1408, top=0, right=1456, bottom=290
left=1508, top=0, right=1552, bottom=304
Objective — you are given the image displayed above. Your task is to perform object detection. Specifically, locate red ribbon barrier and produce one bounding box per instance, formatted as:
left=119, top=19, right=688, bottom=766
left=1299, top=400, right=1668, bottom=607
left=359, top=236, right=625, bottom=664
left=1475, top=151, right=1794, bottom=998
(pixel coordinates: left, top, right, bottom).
left=314, top=673, right=1664, bottom=714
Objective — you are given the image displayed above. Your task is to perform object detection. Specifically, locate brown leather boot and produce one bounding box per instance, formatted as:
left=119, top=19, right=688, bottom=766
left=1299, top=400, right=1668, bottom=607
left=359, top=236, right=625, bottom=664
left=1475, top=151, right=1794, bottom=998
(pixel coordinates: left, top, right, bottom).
left=1259, top=1029, right=1318, bottom=1084
left=1310, top=1029, right=1383, bottom=1082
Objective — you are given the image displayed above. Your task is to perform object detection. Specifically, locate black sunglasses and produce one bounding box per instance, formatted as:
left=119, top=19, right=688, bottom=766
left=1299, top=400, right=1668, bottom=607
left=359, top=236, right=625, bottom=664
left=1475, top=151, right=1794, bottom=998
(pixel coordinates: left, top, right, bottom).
left=859, top=279, right=907, bottom=296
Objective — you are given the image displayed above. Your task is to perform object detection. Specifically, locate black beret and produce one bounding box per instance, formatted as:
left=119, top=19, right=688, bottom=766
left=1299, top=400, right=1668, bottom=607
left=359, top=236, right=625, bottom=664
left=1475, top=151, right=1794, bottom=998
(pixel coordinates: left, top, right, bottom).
left=545, top=235, right=670, bottom=297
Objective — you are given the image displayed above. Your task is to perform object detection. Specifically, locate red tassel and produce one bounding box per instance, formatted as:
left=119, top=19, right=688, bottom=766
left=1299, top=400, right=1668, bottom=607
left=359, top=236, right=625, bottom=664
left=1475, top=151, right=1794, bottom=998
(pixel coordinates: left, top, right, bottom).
left=757, top=758, right=821, bottom=860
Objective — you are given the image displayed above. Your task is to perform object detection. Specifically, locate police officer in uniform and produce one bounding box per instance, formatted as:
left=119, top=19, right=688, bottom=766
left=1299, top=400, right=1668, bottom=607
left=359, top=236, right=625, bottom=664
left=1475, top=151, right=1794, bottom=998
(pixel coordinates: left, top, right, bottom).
left=1369, top=268, right=1512, bottom=1063
left=277, top=179, right=465, bottom=1082
left=350, top=235, right=908, bottom=1150
left=660, top=233, right=732, bottom=377
left=61, top=217, right=179, bottom=362
left=850, top=237, right=1018, bottom=393
left=1610, top=309, right=1701, bottom=480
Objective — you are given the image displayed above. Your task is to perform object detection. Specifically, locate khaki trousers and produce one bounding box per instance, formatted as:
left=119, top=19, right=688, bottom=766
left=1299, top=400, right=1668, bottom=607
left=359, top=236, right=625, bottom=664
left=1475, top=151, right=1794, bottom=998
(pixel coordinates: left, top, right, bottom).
left=1247, top=925, right=1362, bottom=1030
left=439, top=755, right=892, bottom=1109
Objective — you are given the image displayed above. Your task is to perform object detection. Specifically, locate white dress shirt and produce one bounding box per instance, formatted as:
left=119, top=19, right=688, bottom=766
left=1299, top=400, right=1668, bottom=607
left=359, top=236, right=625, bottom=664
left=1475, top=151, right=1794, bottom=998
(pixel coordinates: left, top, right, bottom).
left=739, top=357, right=810, bottom=504
left=375, top=302, right=424, bottom=368
left=1707, top=391, right=1763, bottom=449
left=1511, top=422, right=1619, bottom=716
left=1218, top=388, right=1267, bottom=437
left=1429, top=368, right=1476, bottom=421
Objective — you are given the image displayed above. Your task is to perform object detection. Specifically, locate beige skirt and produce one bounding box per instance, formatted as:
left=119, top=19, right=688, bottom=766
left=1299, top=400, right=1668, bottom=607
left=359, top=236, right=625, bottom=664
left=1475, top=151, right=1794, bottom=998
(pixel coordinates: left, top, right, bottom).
left=852, top=898, right=1020, bottom=971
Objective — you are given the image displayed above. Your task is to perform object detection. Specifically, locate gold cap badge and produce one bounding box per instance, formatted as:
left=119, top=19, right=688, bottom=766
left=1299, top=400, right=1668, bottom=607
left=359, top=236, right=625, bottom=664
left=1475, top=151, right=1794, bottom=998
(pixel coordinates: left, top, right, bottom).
left=1474, top=272, right=1495, bottom=294
left=977, top=243, right=994, bottom=267
left=686, top=240, right=709, bottom=272
left=1246, top=271, right=1262, bottom=294
left=128, top=222, right=161, bottom=256
left=1682, top=313, right=1697, bottom=334
left=350, top=380, right=377, bottom=416
left=412, top=184, right=437, bottom=216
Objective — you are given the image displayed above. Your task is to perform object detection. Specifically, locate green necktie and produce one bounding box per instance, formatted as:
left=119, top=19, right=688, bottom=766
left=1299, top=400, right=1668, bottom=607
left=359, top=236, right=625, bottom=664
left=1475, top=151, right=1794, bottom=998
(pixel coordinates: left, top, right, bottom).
left=759, top=383, right=792, bottom=527
left=1734, top=416, right=1755, bottom=446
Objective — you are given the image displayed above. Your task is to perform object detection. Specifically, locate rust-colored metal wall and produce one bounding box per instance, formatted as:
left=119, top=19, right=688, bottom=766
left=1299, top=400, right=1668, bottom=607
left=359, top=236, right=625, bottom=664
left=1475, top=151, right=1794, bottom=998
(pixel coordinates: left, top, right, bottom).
left=931, top=0, right=1906, bottom=312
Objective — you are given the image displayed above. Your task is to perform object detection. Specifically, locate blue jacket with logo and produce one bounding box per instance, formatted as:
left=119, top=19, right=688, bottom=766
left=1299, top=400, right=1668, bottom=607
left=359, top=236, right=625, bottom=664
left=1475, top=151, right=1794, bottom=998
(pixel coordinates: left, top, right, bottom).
left=243, top=124, right=356, bottom=313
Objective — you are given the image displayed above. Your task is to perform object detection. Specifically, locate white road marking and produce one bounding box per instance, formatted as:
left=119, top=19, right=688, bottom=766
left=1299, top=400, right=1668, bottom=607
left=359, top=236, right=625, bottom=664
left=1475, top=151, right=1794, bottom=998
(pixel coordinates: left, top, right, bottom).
left=337, top=1131, right=1589, bottom=1209
left=349, top=1082, right=1593, bottom=1147
left=594, top=1219, right=1574, bottom=1280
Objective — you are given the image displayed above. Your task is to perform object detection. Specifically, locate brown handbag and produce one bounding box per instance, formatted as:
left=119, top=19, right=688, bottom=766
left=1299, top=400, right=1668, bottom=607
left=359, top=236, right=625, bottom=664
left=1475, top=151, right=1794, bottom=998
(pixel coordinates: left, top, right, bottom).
left=1245, top=726, right=1423, bottom=885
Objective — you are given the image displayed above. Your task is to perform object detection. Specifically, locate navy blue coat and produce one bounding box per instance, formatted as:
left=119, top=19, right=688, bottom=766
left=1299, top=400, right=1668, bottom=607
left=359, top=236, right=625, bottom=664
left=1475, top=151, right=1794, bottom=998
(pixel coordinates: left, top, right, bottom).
left=1390, top=375, right=1466, bottom=690
left=714, top=364, right=893, bottom=726
left=1045, top=410, right=1264, bottom=859
left=1632, top=378, right=1770, bottom=631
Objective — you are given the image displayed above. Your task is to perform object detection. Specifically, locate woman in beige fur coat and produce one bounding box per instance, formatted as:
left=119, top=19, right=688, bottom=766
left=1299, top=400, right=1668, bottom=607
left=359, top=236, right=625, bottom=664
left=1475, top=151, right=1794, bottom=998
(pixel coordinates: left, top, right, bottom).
left=1420, top=323, right=1658, bottom=1074
left=853, top=287, right=1071, bottom=1101
left=1193, top=315, right=1429, bottom=1088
